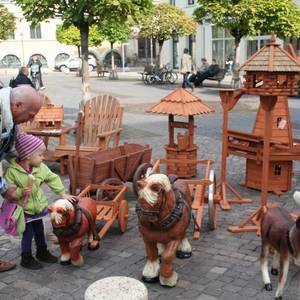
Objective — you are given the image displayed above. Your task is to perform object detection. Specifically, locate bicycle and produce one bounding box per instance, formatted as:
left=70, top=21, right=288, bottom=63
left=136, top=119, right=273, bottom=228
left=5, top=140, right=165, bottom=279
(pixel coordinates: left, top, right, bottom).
left=145, top=64, right=178, bottom=85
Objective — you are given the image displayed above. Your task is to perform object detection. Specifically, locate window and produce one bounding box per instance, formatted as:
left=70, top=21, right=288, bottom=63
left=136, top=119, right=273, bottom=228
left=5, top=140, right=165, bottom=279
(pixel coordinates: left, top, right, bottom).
left=247, top=36, right=270, bottom=58
left=188, top=0, right=195, bottom=4
left=274, top=164, right=281, bottom=176
left=0, top=55, right=21, bottom=68
left=7, top=30, right=15, bottom=40
left=211, top=26, right=234, bottom=68
left=30, top=24, right=41, bottom=39
left=169, top=0, right=175, bottom=5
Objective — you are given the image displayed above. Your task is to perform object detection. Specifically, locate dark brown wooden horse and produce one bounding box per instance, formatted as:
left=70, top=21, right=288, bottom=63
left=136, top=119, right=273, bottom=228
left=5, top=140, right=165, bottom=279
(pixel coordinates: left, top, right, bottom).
left=136, top=173, right=192, bottom=287
left=260, top=191, right=300, bottom=300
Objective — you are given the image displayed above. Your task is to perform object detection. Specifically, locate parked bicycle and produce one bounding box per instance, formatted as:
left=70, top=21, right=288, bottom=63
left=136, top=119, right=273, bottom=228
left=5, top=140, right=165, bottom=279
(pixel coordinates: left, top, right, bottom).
left=144, top=64, right=178, bottom=85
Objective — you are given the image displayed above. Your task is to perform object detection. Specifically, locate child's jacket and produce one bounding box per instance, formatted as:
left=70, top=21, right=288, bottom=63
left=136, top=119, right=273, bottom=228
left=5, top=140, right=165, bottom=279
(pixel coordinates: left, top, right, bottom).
left=4, top=159, right=65, bottom=216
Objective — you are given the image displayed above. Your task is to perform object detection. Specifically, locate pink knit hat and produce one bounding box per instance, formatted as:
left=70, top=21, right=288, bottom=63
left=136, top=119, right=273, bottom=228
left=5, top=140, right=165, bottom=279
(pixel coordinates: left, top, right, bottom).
left=15, top=133, right=45, bottom=161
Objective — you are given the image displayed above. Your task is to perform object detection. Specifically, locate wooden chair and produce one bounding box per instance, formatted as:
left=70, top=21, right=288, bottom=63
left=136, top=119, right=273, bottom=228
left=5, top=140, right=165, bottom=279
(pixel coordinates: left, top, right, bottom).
left=54, top=94, right=124, bottom=173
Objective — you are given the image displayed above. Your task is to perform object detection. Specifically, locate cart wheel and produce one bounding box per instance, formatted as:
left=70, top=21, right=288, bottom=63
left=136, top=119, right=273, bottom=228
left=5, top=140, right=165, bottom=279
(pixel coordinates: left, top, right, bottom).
left=132, top=163, right=153, bottom=196
left=118, top=200, right=128, bottom=233
left=208, top=169, right=217, bottom=230
left=96, top=178, right=124, bottom=201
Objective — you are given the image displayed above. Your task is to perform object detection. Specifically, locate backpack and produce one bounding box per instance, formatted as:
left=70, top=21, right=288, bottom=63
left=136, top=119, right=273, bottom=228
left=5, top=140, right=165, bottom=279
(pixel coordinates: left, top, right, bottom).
left=9, top=78, right=16, bottom=88
left=0, top=200, right=18, bottom=236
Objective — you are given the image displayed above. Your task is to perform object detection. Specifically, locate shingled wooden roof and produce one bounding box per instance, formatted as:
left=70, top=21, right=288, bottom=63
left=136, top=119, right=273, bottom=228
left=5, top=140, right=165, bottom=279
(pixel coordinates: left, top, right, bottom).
left=147, top=88, right=214, bottom=116
left=239, top=35, right=300, bottom=72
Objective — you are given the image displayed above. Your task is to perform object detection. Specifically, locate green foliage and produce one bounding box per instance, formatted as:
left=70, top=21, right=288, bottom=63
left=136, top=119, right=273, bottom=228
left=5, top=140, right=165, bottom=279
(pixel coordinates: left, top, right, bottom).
left=14, top=0, right=153, bottom=28
left=194, top=0, right=300, bottom=43
left=56, top=25, right=103, bottom=48
left=0, top=4, right=16, bottom=41
left=98, top=20, right=131, bottom=44
left=139, top=3, right=197, bottom=43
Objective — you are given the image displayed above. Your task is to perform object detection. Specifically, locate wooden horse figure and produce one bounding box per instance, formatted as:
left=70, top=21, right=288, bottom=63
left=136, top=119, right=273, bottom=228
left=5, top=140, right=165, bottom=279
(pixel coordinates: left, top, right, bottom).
left=260, top=191, right=300, bottom=300
left=136, top=173, right=192, bottom=287
left=48, top=198, right=99, bottom=266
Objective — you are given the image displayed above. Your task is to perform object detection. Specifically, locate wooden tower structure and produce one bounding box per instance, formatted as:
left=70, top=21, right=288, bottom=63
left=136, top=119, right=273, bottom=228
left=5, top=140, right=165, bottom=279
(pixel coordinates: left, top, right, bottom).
left=219, top=35, right=300, bottom=233
left=147, top=88, right=214, bottom=178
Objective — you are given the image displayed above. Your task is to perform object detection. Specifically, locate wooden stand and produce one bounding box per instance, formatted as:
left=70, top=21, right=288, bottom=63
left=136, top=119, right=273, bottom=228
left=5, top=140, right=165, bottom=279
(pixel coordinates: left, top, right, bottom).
left=219, top=89, right=252, bottom=210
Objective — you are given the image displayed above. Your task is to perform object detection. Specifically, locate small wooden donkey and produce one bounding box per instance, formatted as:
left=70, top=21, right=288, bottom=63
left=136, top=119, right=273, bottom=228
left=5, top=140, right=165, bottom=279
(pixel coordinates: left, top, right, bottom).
left=260, top=191, right=300, bottom=300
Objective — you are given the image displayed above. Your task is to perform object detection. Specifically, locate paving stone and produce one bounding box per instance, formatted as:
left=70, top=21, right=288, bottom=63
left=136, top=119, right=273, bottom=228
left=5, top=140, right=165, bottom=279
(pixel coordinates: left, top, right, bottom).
left=195, top=294, right=218, bottom=300
left=210, top=267, right=227, bottom=274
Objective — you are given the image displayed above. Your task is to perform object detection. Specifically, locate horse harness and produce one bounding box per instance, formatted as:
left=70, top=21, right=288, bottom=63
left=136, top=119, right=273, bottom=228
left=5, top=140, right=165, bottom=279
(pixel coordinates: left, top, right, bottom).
left=136, top=186, right=189, bottom=231
left=53, top=201, right=100, bottom=241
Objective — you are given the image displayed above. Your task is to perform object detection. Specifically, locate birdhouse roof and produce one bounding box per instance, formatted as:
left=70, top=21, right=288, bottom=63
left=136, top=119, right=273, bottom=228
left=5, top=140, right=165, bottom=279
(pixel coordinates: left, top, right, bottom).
left=239, top=35, right=300, bottom=72
left=147, top=88, right=214, bottom=116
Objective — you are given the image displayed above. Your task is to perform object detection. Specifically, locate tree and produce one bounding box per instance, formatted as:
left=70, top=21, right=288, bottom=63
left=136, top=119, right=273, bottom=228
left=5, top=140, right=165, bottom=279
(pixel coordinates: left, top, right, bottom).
left=0, top=4, right=16, bottom=42
left=15, top=0, right=152, bottom=83
left=98, top=20, right=131, bottom=75
left=139, top=3, right=197, bottom=67
left=56, top=25, right=103, bottom=57
left=194, top=0, right=300, bottom=64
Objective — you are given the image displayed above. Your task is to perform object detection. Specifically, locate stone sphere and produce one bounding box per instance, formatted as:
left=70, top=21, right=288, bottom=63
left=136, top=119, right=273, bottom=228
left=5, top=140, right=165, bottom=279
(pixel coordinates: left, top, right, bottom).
left=84, top=276, right=148, bottom=300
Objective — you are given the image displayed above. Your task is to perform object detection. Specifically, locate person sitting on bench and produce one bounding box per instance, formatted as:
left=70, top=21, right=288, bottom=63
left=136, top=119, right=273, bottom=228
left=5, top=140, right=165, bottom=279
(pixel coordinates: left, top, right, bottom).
left=194, top=59, right=220, bottom=87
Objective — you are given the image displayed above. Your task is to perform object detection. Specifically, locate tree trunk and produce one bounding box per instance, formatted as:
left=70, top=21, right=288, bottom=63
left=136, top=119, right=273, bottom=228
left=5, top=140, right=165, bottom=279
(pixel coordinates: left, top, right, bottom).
left=111, top=42, right=115, bottom=70
left=109, top=42, right=118, bottom=80
left=77, top=46, right=81, bottom=58
left=234, top=37, right=241, bottom=65
left=158, top=40, right=164, bottom=68
left=80, top=21, right=89, bottom=84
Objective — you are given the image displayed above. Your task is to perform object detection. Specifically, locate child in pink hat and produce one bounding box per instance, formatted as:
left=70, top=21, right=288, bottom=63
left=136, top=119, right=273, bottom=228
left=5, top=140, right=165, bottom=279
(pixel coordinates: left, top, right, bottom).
left=4, top=132, right=75, bottom=270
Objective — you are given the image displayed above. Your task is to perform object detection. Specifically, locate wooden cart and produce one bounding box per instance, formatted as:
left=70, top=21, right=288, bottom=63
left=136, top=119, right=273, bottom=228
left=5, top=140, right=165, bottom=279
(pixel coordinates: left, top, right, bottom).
left=147, top=158, right=217, bottom=240
left=78, top=183, right=129, bottom=240
left=68, top=142, right=152, bottom=195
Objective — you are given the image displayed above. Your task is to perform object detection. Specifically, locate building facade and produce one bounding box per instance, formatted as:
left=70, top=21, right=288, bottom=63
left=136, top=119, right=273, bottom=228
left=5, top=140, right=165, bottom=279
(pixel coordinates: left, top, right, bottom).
left=158, top=0, right=300, bottom=70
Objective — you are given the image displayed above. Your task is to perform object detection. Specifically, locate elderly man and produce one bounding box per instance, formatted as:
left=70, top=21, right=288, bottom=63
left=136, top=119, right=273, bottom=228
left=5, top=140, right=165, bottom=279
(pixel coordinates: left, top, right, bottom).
left=0, top=85, right=42, bottom=272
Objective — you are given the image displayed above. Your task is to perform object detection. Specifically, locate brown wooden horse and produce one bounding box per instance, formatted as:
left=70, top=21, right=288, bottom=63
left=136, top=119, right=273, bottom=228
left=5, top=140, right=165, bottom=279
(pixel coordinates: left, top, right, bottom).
left=48, top=198, right=99, bottom=266
left=136, top=173, right=192, bottom=287
left=260, top=191, right=300, bottom=300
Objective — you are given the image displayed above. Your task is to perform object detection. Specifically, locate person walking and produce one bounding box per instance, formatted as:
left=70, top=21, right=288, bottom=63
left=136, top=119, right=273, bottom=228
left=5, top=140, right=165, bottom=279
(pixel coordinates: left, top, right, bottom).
left=0, top=85, right=42, bottom=272
left=27, top=56, right=45, bottom=90
left=181, top=48, right=194, bottom=91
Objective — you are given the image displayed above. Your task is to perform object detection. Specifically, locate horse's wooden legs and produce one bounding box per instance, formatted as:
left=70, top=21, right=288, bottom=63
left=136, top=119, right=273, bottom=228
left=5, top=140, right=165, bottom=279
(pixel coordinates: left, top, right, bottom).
left=176, top=237, right=192, bottom=259
left=261, top=243, right=272, bottom=291
left=275, top=254, right=289, bottom=300
left=70, top=237, right=84, bottom=266
left=59, top=241, right=71, bottom=265
left=142, top=240, right=160, bottom=283
left=160, top=240, right=181, bottom=287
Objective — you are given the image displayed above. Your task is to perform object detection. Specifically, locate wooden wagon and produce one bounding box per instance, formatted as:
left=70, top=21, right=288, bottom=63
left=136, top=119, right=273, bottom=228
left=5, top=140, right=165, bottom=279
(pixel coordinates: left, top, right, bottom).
left=68, top=143, right=152, bottom=195
left=140, top=158, right=218, bottom=240
left=78, top=183, right=129, bottom=240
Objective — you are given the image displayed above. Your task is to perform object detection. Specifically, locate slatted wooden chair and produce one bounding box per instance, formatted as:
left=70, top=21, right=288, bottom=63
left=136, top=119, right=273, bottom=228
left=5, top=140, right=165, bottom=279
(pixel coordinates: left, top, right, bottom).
left=54, top=94, right=124, bottom=173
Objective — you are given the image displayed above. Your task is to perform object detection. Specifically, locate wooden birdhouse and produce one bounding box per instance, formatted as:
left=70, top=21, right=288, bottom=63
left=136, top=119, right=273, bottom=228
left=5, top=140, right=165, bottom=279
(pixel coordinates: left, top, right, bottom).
left=238, top=36, right=300, bottom=194
left=147, top=88, right=214, bottom=177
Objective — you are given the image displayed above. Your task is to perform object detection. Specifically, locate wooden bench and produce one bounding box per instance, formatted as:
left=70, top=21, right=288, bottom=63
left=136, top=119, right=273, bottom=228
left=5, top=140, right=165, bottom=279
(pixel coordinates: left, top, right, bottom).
left=205, top=68, right=226, bottom=87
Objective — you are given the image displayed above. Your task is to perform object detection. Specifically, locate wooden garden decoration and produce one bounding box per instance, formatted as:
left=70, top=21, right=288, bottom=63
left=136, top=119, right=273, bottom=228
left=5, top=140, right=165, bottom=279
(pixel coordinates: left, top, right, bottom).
left=147, top=88, right=214, bottom=178
left=219, top=35, right=300, bottom=233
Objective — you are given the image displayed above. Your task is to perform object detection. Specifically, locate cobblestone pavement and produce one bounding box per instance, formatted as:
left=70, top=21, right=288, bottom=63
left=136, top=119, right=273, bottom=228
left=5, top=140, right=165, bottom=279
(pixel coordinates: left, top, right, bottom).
left=0, top=73, right=300, bottom=299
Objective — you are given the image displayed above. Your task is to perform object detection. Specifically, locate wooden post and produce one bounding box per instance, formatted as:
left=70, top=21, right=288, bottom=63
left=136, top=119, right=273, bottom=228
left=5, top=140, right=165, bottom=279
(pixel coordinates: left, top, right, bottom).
left=188, top=115, right=194, bottom=147
left=260, top=96, right=277, bottom=206
left=169, top=114, right=174, bottom=147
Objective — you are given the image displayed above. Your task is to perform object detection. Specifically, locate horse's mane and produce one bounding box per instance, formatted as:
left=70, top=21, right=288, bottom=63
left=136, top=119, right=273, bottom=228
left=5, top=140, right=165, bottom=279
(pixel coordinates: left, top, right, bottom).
left=50, top=199, right=74, bottom=224
left=139, top=174, right=171, bottom=207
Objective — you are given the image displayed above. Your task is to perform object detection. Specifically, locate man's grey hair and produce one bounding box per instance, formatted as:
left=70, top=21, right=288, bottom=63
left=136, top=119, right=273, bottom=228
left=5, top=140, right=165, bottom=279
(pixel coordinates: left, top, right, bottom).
left=11, top=86, right=36, bottom=109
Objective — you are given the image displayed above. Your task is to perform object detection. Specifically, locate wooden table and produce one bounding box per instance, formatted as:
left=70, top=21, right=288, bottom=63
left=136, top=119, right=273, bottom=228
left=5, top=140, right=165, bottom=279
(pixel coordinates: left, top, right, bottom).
left=26, top=127, right=74, bottom=148
left=26, top=127, right=74, bottom=174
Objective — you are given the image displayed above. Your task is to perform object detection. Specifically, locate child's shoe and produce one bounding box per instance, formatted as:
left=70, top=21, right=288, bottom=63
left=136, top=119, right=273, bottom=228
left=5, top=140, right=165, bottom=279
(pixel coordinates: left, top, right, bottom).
left=21, top=253, right=43, bottom=270
left=36, top=248, right=58, bottom=263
